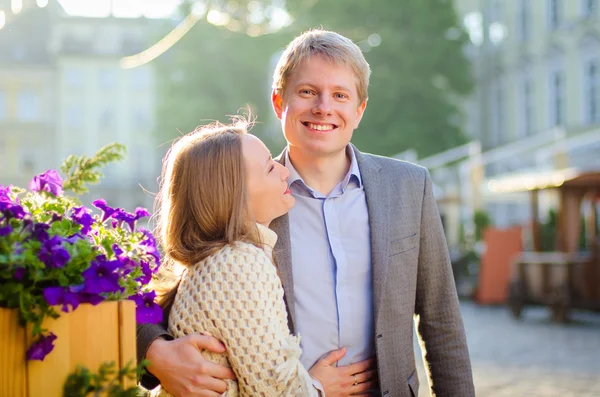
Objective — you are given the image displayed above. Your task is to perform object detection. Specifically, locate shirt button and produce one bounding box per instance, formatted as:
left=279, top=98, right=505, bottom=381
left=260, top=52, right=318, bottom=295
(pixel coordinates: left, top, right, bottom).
left=377, top=333, right=383, bottom=338
left=383, top=390, right=389, bottom=395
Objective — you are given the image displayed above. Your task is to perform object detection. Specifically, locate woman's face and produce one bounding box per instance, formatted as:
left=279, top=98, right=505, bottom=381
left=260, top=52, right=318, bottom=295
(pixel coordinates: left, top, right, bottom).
left=242, top=134, right=295, bottom=226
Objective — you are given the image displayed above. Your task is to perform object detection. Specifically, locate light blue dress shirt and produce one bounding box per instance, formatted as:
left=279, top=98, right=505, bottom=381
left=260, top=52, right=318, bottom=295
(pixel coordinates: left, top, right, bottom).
left=284, top=147, right=376, bottom=370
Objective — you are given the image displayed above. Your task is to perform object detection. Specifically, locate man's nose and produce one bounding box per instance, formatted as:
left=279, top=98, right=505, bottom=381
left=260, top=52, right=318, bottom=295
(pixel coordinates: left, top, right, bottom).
left=312, top=95, right=333, bottom=115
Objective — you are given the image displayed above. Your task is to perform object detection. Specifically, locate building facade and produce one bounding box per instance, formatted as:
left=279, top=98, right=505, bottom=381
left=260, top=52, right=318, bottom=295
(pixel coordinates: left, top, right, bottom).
left=450, top=0, right=600, bottom=231
left=0, top=0, right=161, bottom=211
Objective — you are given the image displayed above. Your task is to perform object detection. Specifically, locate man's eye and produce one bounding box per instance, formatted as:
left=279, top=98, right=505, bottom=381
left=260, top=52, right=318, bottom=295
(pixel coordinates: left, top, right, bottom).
left=335, top=93, right=348, bottom=99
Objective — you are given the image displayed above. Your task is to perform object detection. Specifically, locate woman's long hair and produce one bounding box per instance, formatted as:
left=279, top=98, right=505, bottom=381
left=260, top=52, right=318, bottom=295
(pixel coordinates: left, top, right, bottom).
left=152, top=120, right=262, bottom=309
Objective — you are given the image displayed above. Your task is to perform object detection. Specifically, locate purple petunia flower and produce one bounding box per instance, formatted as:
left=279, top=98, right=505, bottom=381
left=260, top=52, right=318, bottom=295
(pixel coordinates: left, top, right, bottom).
left=0, top=184, right=11, bottom=200
left=82, top=257, right=122, bottom=294
left=130, top=291, right=163, bottom=324
left=50, top=213, right=63, bottom=223
left=13, top=267, right=25, bottom=280
left=115, top=207, right=150, bottom=231
left=71, top=207, right=95, bottom=235
left=92, top=199, right=116, bottom=223
left=136, top=260, right=153, bottom=285
left=32, top=223, right=50, bottom=242
left=139, top=228, right=161, bottom=267
left=38, top=235, right=70, bottom=269
left=26, top=333, right=57, bottom=361
left=0, top=225, right=12, bottom=236
left=43, top=285, right=105, bottom=313
left=29, top=170, right=63, bottom=196
left=0, top=202, right=26, bottom=219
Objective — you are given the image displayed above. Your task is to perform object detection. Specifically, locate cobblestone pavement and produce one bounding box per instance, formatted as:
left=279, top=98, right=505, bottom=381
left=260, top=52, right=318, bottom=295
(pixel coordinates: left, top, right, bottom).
left=414, top=302, right=600, bottom=397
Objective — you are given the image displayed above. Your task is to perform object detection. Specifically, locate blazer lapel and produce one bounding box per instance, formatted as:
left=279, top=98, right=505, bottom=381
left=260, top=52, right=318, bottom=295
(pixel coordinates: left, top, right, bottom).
left=271, top=151, right=296, bottom=333
left=354, top=146, right=390, bottom=325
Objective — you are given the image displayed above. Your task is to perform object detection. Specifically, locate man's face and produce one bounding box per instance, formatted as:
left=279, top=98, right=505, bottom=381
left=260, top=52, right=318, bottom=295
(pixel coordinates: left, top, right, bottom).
left=272, top=55, right=367, bottom=158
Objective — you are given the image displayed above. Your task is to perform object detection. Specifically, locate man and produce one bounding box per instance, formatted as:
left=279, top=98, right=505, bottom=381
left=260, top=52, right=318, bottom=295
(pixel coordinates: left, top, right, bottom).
left=138, top=29, right=475, bottom=397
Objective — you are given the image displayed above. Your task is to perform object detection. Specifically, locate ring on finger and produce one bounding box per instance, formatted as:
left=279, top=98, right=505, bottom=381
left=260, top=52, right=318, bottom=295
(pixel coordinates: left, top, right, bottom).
left=353, top=374, right=358, bottom=386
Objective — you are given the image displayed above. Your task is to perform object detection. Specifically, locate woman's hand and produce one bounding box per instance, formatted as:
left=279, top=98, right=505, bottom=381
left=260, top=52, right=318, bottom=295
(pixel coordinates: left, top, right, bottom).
left=308, top=347, right=378, bottom=396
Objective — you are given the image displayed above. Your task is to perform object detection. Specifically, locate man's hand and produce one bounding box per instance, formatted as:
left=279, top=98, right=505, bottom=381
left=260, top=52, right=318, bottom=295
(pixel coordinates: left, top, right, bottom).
left=308, top=347, right=378, bottom=397
left=146, top=334, right=236, bottom=397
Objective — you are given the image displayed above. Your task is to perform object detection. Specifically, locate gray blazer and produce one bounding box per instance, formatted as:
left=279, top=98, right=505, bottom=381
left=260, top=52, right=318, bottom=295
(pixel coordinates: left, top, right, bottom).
left=272, top=146, right=475, bottom=397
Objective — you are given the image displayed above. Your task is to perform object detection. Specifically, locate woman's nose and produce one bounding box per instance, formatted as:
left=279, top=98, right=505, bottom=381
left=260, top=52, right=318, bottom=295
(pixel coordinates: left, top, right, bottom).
left=278, top=163, right=290, bottom=180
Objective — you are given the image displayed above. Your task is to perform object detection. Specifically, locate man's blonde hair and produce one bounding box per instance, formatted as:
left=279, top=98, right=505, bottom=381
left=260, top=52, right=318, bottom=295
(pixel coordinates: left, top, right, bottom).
left=272, top=29, right=371, bottom=104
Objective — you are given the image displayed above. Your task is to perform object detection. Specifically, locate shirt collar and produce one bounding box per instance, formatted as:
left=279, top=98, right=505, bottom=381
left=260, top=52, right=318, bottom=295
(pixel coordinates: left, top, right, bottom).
left=283, top=145, right=363, bottom=191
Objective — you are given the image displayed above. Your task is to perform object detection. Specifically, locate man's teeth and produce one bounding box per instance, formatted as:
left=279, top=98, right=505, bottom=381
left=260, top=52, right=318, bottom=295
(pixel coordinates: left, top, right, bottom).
left=307, top=123, right=334, bottom=131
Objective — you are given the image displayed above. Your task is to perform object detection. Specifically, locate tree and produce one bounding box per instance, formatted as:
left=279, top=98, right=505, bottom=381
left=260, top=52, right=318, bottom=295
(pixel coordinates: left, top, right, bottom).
left=154, top=0, right=474, bottom=157
left=153, top=15, right=288, bottom=149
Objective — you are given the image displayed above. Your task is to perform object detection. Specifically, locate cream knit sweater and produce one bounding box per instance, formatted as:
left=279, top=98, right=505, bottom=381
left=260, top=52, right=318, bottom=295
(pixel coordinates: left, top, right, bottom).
left=154, top=225, right=317, bottom=397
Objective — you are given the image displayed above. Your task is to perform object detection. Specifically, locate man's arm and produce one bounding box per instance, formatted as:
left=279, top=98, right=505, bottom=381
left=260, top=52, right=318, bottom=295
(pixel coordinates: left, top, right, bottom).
left=415, top=169, right=475, bottom=397
left=137, top=322, right=172, bottom=390
left=137, top=310, right=235, bottom=395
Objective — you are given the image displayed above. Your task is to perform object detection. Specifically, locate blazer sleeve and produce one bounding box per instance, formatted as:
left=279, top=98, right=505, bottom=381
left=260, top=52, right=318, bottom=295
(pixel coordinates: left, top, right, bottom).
left=173, top=245, right=318, bottom=397
left=136, top=310, right=173, bottom=389
left=414, top=169, right=476, bottom=397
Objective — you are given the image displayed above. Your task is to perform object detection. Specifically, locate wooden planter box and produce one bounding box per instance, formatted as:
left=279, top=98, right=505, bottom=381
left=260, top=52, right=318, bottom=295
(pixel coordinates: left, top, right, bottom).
left=0, top=301, right=136, bottom=397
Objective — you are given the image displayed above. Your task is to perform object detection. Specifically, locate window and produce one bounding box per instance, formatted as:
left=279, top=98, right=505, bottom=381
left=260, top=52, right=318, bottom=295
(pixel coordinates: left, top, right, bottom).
left=66, top=105, right=83, bottom=128
left=0, top=90, right=6, bottom=120
left=490, top=84, right=505, bottom=146
left=521, top=79, right=535, bottom=136
left=517, top=0, right=530, bottom=42
left=99, top=109, right=115, bottom=130
left=548, top=0, right=562, bottom=30
left=487, top=1, right=506, bottom=46
left=584, top=59, right=600, bottom=124
left=17, top=90, right=39, bottom=121
left=65, top=67, right=84, bottom=87
left=131, top=67, right=151, bottom=90
left=583, top=0, right=597, bottom=17
left=549, top=69, right=565, bottom=127
left=133, top=108, right=152, bottom=130
left=98, top=69, right=117, bottom=90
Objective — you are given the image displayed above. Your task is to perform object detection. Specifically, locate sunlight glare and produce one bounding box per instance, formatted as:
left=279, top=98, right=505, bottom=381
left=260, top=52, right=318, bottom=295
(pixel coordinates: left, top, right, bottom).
left=11, top=0, right=23, bottom=15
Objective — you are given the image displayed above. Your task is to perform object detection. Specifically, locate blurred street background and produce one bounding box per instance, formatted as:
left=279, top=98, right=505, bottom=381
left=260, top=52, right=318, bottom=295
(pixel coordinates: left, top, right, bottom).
left=1, top=0, right=599, bottom=396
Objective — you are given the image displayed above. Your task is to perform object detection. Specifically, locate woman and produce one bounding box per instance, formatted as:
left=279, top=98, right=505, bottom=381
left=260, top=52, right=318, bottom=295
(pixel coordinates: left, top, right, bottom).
left=152, top=120, right=322, bottom=396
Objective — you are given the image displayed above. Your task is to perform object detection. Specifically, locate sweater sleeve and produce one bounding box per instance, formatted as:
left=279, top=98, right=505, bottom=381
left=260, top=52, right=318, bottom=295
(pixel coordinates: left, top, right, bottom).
left=170, top=244, right=318, bottom=397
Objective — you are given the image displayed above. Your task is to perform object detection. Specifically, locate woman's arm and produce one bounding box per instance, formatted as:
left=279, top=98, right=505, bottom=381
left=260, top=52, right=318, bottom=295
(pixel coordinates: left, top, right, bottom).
left=171, top=245, right=318, bottom=396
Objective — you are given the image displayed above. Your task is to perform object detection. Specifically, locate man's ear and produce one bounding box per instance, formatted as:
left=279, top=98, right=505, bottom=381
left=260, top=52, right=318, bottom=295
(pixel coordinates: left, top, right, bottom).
left=354, top=99, right=368, bottom=128
left=271, top=89, right=284, bottom=120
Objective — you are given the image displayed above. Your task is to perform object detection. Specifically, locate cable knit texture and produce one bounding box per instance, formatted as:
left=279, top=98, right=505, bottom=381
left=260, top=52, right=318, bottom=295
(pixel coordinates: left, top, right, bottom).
left=152, top=225, right=316, bottom=397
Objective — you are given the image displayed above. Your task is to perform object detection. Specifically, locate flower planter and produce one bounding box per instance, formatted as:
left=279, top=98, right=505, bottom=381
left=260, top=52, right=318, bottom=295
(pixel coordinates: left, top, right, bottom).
left=0, top=301, right=136, bottom=397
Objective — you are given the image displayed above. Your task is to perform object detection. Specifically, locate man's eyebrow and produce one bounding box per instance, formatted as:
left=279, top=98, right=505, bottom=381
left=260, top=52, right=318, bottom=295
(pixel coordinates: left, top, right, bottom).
left=294, top=81, right=353, bottom=92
